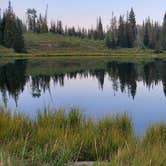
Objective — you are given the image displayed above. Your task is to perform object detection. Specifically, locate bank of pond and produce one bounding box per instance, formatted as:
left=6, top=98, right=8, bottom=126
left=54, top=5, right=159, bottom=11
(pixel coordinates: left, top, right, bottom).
left=1, top=58, right=166, bottom=134
left=0, top=58, right=166, bottom=165
left=0, top=107, right=165, bottom=165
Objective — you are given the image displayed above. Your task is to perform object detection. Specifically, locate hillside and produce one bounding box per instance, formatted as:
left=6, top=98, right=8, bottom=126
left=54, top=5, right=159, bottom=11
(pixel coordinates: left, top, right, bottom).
left=24, top=33, right=109, bottom=56
left=0, top=33, right=109, bottom=57
left=0, top=32, right=166, bottom=60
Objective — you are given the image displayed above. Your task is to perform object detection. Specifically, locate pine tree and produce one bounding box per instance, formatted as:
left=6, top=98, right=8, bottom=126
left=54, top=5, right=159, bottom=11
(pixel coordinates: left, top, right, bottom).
left=56, top=20, right=63, bottom=34
left=143, top=20, right=150, bottom=47
left=105, top=32, right=112, bottom=48
left=0, top=12, right=6, bottom=45
left=162, top=13, right=166, bottom=50
left=3, top=1, right=16, bottom=47
left=109, top=13, right=117, bottom=48
left=26, top=8, right=37, bottom=32
left=13, top=18, right=26, bottom=53
left=0, top=8, right=3, bottom=44
left=96, top=17, right=104, bottom=40
left=118, top=15, right=125, bottom=47
left=64, top=26, right=68, bottom=35
left=154, top=22, right=162, bottom=53
left=149, top=21, right=156, bottom=49
left=0, top=1, right=26, bottom=52
left=129, top=8, right=137, bottom=47
left=125, top=12, right=133, bottom=47
left=36, top=13, right=48, bottom=33
left=50, top=21, right=56, bottom=33
left=36, top=14, right=41, bottom=33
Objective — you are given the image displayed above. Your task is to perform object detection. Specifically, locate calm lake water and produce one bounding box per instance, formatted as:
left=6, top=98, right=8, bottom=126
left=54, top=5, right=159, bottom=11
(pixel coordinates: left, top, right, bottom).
left=0, top=59, right=166, bottom=134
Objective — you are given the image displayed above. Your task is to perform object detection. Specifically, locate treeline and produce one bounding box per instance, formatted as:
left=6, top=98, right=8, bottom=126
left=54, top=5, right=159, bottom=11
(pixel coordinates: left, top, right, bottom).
left=0, top=1, right=26, bottom=53
left=26, top=6, right=166, bottom=52
left=141, top=17, right=164, bottom=52
left=105, top=9, right=137, bottom=49
left=50, top=17, right=104, bottom=40
left=26, top=7, right=48, bottom=33
left=1, top=1, right=166, bottom=53
left=105, top=10, right=166, bottom=52
left=27, top=7, right=105, bottom=40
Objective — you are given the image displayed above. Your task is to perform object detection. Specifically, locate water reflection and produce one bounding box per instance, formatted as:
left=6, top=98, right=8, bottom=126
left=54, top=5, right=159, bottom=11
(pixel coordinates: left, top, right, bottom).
left=0, top=59, right=166, bottom=107
left=0, top=60, right=28, bottom=107
left=107, top=61, right=137, bottom=99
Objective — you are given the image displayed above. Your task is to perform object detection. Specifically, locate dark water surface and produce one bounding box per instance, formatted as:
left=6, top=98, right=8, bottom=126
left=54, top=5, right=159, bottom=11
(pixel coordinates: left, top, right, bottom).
left=0, top=59, right=166, bottom=134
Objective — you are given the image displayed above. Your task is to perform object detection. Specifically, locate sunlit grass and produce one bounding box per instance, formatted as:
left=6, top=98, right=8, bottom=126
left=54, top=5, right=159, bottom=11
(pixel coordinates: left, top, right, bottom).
left=0, top=107, right=133, bottom=165
left=0, top=107, right=165, bottom=165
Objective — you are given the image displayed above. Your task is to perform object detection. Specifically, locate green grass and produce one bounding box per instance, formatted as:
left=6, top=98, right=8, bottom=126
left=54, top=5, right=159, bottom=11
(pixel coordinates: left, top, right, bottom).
left=1, top=32, right=166, bottom=61
left=0, top=32, right=109, bottom=57
left=0, top=107, right=165, bottom=165
left=24, top=33, right=108, bottom=55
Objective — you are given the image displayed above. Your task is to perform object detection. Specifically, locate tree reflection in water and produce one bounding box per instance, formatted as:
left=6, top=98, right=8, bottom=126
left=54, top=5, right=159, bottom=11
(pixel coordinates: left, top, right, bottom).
left=0, top=59, right=166, bottom=107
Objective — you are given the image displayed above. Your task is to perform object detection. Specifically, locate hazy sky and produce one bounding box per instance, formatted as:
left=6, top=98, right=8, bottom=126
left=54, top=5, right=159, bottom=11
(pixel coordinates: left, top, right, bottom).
left=0, top=0, right=165, bottom=28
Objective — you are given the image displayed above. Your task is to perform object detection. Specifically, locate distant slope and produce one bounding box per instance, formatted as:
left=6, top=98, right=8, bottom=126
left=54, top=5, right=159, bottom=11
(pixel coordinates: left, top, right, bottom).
left=24, top=33, right=109, bottom=56
left=1, top=32, right=166, bottom=59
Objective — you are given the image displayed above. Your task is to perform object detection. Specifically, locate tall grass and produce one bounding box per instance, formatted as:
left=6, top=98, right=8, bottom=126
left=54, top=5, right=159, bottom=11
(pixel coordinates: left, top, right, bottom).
left=0, top=107, right=165, bottom=165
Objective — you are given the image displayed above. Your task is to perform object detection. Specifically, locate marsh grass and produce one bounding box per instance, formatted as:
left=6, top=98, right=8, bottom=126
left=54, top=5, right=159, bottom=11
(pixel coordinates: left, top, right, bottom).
left=0, top=107, right=165, bottom=165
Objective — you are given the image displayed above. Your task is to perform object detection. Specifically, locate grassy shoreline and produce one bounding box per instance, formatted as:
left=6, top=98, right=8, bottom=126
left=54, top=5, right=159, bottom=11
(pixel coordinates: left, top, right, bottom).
left=0, top=33, right=166, bottom=62
left=0, top=54, right=165, bottom=77
left=0, top=107, right=165, bottom=165
left=1, top=48, right=166, bottom=59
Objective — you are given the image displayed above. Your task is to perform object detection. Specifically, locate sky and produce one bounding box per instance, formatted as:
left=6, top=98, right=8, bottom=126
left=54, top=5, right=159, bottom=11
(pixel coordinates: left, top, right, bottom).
left=0, top=0, right=166, bottom=29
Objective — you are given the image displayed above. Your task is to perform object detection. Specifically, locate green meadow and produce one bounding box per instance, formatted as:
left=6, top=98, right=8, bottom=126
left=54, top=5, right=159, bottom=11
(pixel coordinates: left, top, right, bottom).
left=0, top=33, right=166, bottom=62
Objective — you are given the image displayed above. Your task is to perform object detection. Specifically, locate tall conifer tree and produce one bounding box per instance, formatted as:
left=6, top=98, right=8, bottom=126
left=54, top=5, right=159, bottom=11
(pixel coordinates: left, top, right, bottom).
left=129, top=8, right=137, bottom=47
left=162, top=13, right=166, bottom=50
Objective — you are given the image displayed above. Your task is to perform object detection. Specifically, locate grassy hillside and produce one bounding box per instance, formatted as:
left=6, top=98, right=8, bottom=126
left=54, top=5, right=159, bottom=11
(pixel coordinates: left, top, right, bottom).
left=0, top=33, right=109, bottom=57
left=0, top=32, right=166, bottom=59
left=24, top=33, right=109, bottom=56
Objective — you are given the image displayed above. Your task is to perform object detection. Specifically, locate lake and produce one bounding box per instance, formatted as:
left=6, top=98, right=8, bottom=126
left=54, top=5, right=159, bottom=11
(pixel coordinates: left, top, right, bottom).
left=0, top=58, right=166, bottom=134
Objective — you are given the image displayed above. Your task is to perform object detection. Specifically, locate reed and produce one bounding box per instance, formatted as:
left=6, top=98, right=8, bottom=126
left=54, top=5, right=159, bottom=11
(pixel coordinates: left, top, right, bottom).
left=0, top=107, right=165, bottom=165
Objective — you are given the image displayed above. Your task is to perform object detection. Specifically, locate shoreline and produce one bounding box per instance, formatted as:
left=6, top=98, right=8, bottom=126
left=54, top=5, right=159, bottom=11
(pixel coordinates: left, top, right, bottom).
left=0, top=107, right=165, bottom=165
